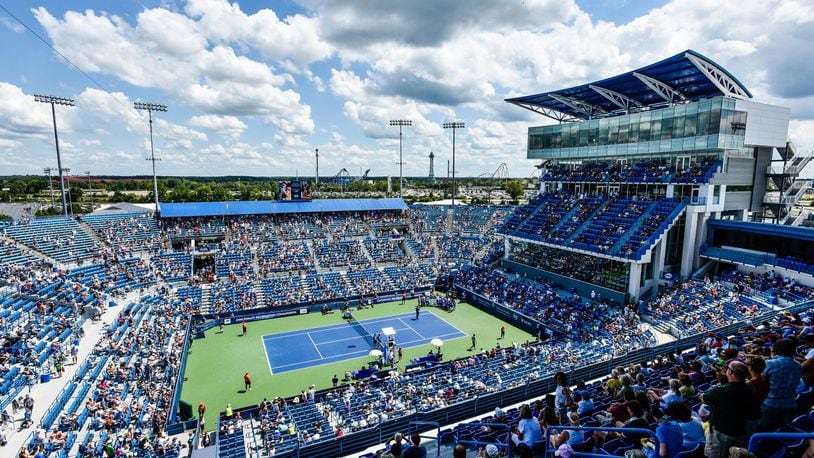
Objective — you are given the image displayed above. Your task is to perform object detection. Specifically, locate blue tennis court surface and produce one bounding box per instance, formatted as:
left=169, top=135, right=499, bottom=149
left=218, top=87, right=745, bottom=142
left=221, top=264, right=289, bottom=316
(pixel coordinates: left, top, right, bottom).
left=262, top=312, right=465, bottom=374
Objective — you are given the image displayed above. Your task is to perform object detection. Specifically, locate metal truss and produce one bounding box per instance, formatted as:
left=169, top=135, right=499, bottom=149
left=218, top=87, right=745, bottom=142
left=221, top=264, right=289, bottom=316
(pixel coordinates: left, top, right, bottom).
left=684, top=52, right=750, bottom=100
left=548, top=94, right=605, bottom=119
left=588, top=85, right=642, bottom=112
left=506, top=101, right=581, bottom=123
left=632, top=72, right=686, bottom=104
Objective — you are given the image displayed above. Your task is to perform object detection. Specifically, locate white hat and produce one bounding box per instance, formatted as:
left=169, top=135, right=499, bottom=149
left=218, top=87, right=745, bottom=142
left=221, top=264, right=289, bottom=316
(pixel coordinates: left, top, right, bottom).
left=698, top=404, right=711, bottom=418
left=485, top=444, right=499, bottom=457
left=494, top=407, right=505, bottom=417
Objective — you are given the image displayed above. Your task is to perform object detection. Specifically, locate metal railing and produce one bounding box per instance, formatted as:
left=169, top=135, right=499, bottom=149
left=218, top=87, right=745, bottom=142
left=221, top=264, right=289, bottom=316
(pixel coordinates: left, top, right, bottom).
left=748, top=432, right=814, bottom=455
left=543, top=425, right=659, bottom=458
left=410, top=420, right=442, bottom=457
left=454, top=422, right=512, bottom=456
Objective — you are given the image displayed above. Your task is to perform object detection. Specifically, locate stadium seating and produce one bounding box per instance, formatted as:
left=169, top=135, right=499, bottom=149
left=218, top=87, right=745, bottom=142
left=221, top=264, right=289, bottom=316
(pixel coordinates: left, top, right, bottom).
left=259, top=241, right=315, bottom=275
left=363, top=238, right=404, bottom=264
left=3, top=204, right=814, bottom=458
left=81, top=212, right=161, bottom=254
left=311, top=239, right=371, bottom=269
left=501, top=192, right=685, bottom=260
left=262, top=275, right=309, bottom=307
left=3, top=217, right=98, bottom=263
left=153, top=252, right=192, bottom=282
left=215, top=247, right=253, bottom=278
left=541, top=156, right=720, bottom=184
left=0, top=237, right=43, bottom=266
left=210, top=278, right=257, bottom=312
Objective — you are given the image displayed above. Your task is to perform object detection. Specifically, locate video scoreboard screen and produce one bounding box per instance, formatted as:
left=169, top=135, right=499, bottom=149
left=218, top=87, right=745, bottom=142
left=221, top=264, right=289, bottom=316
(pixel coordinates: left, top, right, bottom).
left=278, top=181, right=312, bottom=201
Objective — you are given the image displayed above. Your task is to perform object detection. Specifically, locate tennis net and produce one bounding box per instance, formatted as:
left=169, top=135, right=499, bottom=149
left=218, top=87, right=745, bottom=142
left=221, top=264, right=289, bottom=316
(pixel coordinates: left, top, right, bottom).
left=348, top=316, right=376, bottom=348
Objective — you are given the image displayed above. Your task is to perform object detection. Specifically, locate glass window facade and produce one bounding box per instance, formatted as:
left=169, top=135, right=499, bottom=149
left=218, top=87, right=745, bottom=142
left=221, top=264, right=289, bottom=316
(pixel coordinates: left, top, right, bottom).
left=528, top=97, right=747, bottom=159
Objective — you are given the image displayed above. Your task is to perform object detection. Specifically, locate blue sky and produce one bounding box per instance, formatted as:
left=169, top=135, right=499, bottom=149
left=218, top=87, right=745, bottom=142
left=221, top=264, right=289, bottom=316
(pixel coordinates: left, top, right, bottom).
left=1, top=0, right=813, bottom=178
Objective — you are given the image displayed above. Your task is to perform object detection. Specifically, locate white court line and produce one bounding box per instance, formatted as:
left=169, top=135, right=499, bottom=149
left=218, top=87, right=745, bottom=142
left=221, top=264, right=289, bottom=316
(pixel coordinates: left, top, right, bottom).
left=266, top=311, right=466, bottom=373
left=398, top=317, right=423, bottom=339
left=262, top=335, right=274, bottom=375
left=307, top=332, right=324, bottom=359
left=262, top=312, right=415, bottom=341
left=425, top=309, right=469, bottom=338
left=270, top=330, right=466, bottom=372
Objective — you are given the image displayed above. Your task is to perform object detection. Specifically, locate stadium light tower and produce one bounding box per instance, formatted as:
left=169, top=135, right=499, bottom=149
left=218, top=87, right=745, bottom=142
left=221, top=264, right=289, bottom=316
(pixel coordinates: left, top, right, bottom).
left=86, top=171, right=94, bottom=211
left=134, top=101, right=167, bottom=214
left=34, top=94, right=74, bottom=216
left=442, top=121, right=465, bottom=211
left=43, top=167, right=55, bottom=209
left=389, top=119, right=412, bottom=198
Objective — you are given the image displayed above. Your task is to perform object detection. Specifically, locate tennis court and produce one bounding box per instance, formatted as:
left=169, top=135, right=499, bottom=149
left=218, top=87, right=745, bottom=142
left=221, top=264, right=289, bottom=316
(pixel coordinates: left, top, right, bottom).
left=262, top=311, right=465, bottom=374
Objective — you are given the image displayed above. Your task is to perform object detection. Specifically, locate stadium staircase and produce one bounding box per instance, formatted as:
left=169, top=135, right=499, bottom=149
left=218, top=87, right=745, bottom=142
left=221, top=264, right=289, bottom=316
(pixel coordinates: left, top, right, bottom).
left=358, top=240, right=378, bottom=266
left=397, top=239, right=416, bottom=260
left=253, top=278, right=266, bottom=308
left=561, top=198, right=610, bottom=244
left=78, top=221, right=106, bottom=246
left=625, top=203, right=686, bottom=262
left=307, top=241, right=323, bottom=272
left=199, top=284, right=213, bottom=314
left=430, top=236, right=440, bottom=262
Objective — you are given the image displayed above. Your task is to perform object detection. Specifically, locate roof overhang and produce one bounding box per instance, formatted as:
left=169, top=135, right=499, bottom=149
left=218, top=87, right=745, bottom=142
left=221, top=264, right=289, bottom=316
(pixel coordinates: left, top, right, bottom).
left=505, top=49, right=753, bottom=122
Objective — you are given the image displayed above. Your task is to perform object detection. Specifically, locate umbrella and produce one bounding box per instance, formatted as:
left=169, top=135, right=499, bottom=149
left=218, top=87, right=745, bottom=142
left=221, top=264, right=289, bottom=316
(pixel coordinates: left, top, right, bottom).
left=431, top=338, right=444, bottom=347
left=369, top=349, right=383, bottom=357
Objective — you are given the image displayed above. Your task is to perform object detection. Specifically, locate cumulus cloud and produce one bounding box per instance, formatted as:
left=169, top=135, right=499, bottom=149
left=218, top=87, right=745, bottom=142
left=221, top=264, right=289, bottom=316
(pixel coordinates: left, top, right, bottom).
left=33, top=5, right=316, bottom=136
left=5, top=0, right=812, bottom=177
left=0, top=83, right=59, bottom=140
left=188, top=114, right=247, bottom=140
left=308, top=0, right=579, bottom=48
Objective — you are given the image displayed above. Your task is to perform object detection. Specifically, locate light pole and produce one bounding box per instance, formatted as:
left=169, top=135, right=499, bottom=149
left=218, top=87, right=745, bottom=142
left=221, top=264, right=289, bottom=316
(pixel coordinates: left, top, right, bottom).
left=389, top=119, right=412, bottom=198
left=134, top=102, right=167, bottom=215
left=43, top=167, right=55, bottom=209
left=442, top=121, right=465, bottom=212
left=62, top=168, right=71, bottom=214
left=315, top=148, right=319, bottom=190
left=34, top=94, right=74, bottom=216
left=86, top=171, right=94, bottom=211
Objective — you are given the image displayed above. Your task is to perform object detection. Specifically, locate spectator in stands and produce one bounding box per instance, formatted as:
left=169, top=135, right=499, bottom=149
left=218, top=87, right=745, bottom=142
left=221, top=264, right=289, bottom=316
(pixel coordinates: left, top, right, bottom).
left=647, top=379, right=682, bottom=410
left=553, top=371, right=575, bottom=424
left=701, top=360, right=753, bottom=458
left=513, top=404, right=543, bottom=454
left=760, top=338, right=803, bottom=430
left=665, top=402, right=704, bottom=451
left=800, top=334, right=814, bottom=361
left=606, top=369, right=622, bottom=395
left=745, top=357, right=769, bottom=434
left=479, top=444, right=499, bottom=458
left=453, top=444, right=467, bottom=458
left=549, top=411, right=581, bottom=449
left=403, top=431, right=427, bottom=458
left=593, top=400, right=649, bottom=450
left=649, top=412, right=683, bottom=458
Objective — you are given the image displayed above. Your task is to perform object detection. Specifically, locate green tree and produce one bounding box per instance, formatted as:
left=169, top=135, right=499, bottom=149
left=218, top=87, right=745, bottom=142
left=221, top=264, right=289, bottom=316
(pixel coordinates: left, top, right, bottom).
left=503, top=180, right=525, bottom=204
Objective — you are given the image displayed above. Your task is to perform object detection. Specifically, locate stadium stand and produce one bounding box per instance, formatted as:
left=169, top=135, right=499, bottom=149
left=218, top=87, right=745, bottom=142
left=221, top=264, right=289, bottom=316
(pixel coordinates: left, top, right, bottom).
left=3, top=217, right=99, bottom=263
left=1, top=201, right=813, bottom=458
left=80, top=212, right=161, bottom=255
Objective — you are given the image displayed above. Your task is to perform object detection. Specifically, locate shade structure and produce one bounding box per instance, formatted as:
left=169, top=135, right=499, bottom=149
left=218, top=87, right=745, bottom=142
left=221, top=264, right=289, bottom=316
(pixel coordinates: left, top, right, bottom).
left=431, top=338, right=444, bottom=347
left=369, top=349, right=383, bottom=357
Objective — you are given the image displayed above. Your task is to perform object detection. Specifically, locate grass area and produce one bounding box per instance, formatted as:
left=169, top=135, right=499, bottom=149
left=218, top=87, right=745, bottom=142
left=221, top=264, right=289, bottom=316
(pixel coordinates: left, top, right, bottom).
left=180, top=298, right=534, bottom=427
